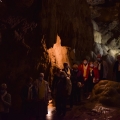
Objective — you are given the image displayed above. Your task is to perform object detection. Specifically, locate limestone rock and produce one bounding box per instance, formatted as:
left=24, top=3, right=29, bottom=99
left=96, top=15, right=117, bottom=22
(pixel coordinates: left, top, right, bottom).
left=91, top=80, right=120, bottom=106
left=0, top=0, right=93, bottom=110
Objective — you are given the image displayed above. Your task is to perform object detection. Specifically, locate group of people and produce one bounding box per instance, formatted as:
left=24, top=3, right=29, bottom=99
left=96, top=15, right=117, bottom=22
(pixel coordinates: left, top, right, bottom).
left=0, top=73, right=51, bottom=120
left=0, top=54, right=120, bottom=120
left=51, top=54, right=109, bottom=117
left=21, top=73, right=51, bottom=120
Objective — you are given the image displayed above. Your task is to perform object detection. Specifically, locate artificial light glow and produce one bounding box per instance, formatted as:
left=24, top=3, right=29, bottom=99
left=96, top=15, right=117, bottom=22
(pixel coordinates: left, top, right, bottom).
left=46, top=100, right=55, bottom=120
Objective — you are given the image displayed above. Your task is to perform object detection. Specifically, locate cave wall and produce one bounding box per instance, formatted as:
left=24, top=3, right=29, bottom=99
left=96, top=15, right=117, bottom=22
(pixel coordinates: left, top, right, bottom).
left=87, top=0, right=120, bottom=79
left=0, top=0, right=93, bottom=110
left=41, top=0, right=94, bottom=59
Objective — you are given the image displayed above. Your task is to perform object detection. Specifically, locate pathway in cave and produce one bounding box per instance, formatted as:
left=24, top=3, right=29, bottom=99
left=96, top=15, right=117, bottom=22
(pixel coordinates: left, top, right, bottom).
left=46, top=99, right=120, bottom=120
left=8, top=99, right=120, bottom=120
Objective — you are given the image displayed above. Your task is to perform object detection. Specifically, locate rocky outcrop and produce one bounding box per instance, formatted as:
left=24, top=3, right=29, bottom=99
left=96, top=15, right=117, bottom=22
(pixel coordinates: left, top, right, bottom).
left=91, top=80, right=120, bottom=106
left=89, top=1, right=120, bottom=79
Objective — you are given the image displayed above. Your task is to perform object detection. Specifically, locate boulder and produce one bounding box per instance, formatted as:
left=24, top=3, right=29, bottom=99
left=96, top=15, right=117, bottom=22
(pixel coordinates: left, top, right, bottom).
left=91, top=80, right=120, bottom=106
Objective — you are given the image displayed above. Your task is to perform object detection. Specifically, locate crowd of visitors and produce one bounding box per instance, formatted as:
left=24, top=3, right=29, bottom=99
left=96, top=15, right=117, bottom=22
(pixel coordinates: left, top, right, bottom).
left=0, top=73, right=51, bottom=120
left=0, top=54, right=120, bottom=120
left=51, top=54, right=120, bottom=117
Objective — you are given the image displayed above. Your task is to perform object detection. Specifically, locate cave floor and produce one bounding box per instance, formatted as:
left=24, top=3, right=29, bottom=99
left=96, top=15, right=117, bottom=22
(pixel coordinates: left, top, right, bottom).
left=9, top=99, right=120, bottom=120
left=46, top=100, right=120, bottom=120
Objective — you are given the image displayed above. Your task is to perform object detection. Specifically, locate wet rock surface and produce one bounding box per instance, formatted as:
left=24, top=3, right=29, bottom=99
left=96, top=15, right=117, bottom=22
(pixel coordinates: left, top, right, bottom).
left=91, top=80, right=120, bottom=106
left=46, top=80, right=120, bottom=120
left=46, top=100, right=120, bottom=120
left=89, top=1, right=120, bottom=79
left=8, top=80, right=120, bottom=120
left=8, top=99, right=120, bottom=120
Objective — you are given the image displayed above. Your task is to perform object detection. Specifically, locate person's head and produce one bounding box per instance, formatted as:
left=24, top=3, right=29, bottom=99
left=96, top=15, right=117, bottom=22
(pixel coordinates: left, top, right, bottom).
left=33, top=80, right=38, bottom=87
left=72, top=64, right=79, bottom=72
left=97, top=54, right=102, bottom=62
left=60, top=71, right=66, bottom=78
left=0, top=83, right=7, bottom=94
left=94, top=61, right=99, bottom=68
left=26, top=77, right=33, bottom=86
left=56, top=67, right=61, bottom=73
left=1, top=83, right=7, bottom=90
left=83, top=59, right=88, bottom=65
left=39, top=73, right=44, bottom=81
left=89, top=62, right=94, bottom=68
left=63, top=63, right=69, bottom=69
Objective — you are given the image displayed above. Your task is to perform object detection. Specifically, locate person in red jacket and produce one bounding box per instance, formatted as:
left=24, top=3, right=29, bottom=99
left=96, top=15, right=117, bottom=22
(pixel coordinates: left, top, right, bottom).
left=78, top=59, right=89, bottom=98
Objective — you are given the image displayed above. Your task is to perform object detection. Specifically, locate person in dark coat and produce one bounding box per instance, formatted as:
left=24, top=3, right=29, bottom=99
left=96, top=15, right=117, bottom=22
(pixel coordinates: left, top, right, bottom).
left=96, top=54, right=108, bottom=80
left=87, top=61, right=100, bottom=99
left=87, top=62, right=95, bottom=99
left=62, top=63, right=71, bottom=77
left=51, top=68, right=61, bottom=98
left=21, top=77, right=33, bottom=119
left=70, top=64, right=84, bottom=107
left=113, top=55, right=120, bottom=82
left=55, top=71, right=71, bottom=116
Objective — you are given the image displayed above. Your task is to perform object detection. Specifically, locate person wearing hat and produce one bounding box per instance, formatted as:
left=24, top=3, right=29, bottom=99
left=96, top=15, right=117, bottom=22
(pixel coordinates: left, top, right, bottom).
left=113, top=55, right=120, bottom=82
left=96, top=54, right=108, bottom=80
left=0, top=83, right=11, bottom=120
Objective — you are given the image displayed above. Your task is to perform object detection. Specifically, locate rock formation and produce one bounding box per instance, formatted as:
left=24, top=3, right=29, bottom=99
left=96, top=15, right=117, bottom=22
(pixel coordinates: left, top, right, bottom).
left=88, top=0, right=120, bottom=79
left=91, top=80, right=120, bottom=106
left=0, top=0, right=93, bottom=109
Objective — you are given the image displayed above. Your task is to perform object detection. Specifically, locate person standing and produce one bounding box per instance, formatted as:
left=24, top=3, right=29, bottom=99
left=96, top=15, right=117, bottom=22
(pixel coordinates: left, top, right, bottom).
left=78, top=59, right=89, bottom=98
left=96, top=54, right=108, bottom=80
left=113, top=55, right=120, bottom=82
left=87, top=61, right=100, bottom=100
left=70, top=64, right=84, bottom=107
left=87, top=62, right=95, bottom=99
left=62, top=63, right=71, bottom=77
left=0, top=83, right=11, bottom=120
left=51, top=68, right=61, bottom=99
left=55, top=71, right=71, bottom=116
left=21, top=77, right=33, bottom=119
left=33, top=73, right=51, bottom=120
left=93, top=61, right=99, bottom=84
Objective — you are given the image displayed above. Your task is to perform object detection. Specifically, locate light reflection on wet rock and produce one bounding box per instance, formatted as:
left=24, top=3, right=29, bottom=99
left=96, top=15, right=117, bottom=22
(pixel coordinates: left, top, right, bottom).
left=92, top=104, right=114, bottom=120
left=46, top=81, right=120, bottom=120
left=47, top=102, right=120, bottom=120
